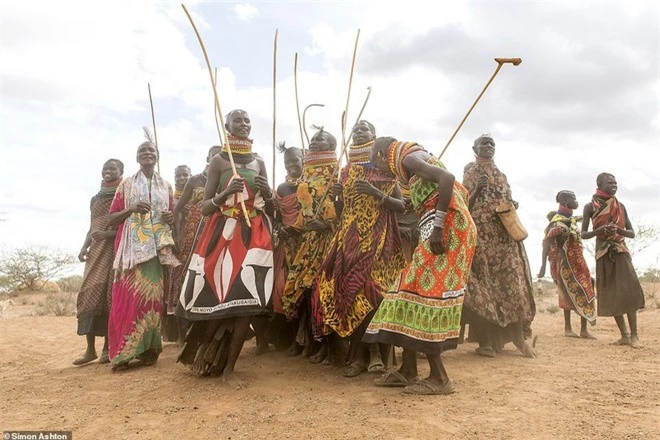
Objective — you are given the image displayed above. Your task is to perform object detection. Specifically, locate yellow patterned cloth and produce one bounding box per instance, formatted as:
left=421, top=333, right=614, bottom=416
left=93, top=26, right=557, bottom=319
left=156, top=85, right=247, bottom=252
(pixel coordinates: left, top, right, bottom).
left=313, top=163, right=405, bottom=338
left=281, top=150, right=337, bottom=319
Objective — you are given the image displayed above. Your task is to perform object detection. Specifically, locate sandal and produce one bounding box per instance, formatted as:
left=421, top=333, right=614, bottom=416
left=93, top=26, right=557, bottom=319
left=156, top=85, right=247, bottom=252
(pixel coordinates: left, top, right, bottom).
left=111, top=362, right=130, bottom=373
left=403, top=379, right=456, bottom=396
left=374, top=370, right=416, bottom=388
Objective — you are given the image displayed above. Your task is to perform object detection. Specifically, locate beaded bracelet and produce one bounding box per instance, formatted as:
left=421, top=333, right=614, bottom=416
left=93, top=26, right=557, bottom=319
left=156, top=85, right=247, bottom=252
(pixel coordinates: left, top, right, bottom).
left=433, top=210, right=447, bottom=228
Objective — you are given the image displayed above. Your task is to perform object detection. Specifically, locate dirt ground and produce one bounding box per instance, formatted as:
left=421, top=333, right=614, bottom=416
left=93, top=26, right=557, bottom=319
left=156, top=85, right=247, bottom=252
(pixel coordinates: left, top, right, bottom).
left=2, top=286, right=659, bottom=440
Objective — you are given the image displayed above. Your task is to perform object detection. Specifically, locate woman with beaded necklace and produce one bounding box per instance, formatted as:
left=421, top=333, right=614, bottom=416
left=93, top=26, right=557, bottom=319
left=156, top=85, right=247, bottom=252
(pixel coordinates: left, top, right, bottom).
left=312, top=121, right=406, bottom=376
left=363, top=137, right=477, bottom=395
left=177, top=109, right=274, bottom=388
left=281, top=128, right=338, bottom=361
left=73, top=159, right=124, bottom=366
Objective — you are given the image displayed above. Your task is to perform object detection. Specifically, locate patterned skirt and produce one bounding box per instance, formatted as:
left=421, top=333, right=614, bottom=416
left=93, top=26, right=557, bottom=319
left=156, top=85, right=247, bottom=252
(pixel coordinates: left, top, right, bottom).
left=108, top=257, right=164, bottom=365
left=364, top=205, right=477, bottom=354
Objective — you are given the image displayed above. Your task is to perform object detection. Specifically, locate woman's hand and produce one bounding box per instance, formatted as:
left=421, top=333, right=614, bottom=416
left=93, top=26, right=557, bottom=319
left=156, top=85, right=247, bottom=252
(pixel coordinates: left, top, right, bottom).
left=224, top=177, right=245, bottom=196
left=161, top=211, right=174, bottom=225
left=429, top=227, right=446, bottom=255
left=354, top=180, right=381, bottom=198
left=330, top=183, right=343, bottom=199
left=306, top=219, right=330, bottom=232
left=254, top=175, right=272, bottom=199
left=130, top=200, right=151, bottom=215
left=78, top=248, right=89, bottom=262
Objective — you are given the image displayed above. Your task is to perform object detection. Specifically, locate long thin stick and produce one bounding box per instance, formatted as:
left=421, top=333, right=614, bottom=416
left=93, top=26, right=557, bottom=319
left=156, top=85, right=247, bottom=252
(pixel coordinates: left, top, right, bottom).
left=213, top=67, right=222, bottom=141
left=272, top=29, right=278, bottom=188
left=294, top=53, right=306, bottom=156
left=344, top=86, right=372, bottom=147
left=438, top=57, right=522, bottom=160
left=147, top=83, right=160, bottom=174
left=339, top=29, right=361, bottom=165
left=302, top=103, right=324, bottom=145
left=313, top=86, right=372, bottom=218
left=182, top=4, right=251, bottom=226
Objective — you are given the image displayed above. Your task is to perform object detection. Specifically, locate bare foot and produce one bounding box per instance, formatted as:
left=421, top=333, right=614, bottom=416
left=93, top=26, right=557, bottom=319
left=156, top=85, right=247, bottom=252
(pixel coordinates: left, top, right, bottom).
left=630, top=335, right=640, bottom=348
left=564, top=330, right=580, bottom=338
left=98, top=350, right=110, bottom=364
left=222, top=371, right=247, bottom=389
left=309, top=345, right=328, bottom=364
left=579, top=331, right=597, bottom=340
left=287, top=343, right=303, bottom=357
left=254, top=343, right=269, bottom=356
left=611, top=336, right=631, bottom=346
left=73, top=351, right=98, bottom=366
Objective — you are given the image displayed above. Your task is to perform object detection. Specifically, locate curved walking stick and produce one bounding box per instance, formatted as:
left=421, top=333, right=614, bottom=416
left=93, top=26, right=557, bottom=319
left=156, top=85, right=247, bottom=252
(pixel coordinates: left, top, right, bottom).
left=302, top=103, right=325, bottom=145
left=294, top=53, right=306, bottom=156
left=438, top=57, right=522, bottom=160
left=182, top=4, right=251, bottom=227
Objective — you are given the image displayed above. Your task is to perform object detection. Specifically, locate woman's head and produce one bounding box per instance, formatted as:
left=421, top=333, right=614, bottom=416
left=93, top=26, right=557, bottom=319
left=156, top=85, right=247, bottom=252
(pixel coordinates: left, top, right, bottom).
left=556, top=190, right=578, bottom=209
left=370, top=136, right=397, bottom=177
left=102, top=159, right=124, bottom=182
left=136, top=141, right=159, bottom=168
left=225, top=109, right=251, bottom=139
left=309, top=129, right=337, bottom=152
left=207, top=145, right=222, bottom=163
left=352, top=120, right=376, bottom=145
left=175, top=165, right=192, bottom=188
left=277, top=142, right=303, bottom=178
left=472, top=134, right=496, bottom=159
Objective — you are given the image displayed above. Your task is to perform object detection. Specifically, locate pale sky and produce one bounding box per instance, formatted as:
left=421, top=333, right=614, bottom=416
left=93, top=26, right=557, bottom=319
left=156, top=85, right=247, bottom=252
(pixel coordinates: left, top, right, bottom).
left=1, top=0, right=659, bottom=276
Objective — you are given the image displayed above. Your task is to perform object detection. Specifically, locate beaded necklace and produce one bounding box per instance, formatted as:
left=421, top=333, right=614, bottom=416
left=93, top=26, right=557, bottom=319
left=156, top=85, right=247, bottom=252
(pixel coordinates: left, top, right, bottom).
left=348, top=139, right=374, bottom=165
left=222, top=134, right=254, bottom=156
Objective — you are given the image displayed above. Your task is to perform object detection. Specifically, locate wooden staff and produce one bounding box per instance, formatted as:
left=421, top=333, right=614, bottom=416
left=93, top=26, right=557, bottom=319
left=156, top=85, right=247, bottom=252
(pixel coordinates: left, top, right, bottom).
left=272, top=29, right=278, bottom=188
left=182, top=4, right=251, bottom=226
left=294, top=53, right=306, bottom=156
left=438, top=57, right=522, bottom=159
left=302, top=103, right=324, bottom=145
left=147, top=83, right=160, bottom=174
left=313, top=86, right=372, bottom=217
left=344, top=86, right=372, bottom=147
left=339, top=29, right=361, bottom=165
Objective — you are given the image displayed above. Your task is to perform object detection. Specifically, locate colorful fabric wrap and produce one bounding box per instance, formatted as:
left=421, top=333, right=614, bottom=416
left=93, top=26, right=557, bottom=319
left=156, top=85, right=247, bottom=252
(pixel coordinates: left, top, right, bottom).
left=591, top=190, right=629, bottom=260
left=112, top=171, right=178, bottom=271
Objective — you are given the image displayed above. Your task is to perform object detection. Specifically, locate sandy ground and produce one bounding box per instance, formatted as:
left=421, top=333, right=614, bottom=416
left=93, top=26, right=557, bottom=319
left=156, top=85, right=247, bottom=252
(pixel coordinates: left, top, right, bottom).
left=1, top=287, right=660, bottom=440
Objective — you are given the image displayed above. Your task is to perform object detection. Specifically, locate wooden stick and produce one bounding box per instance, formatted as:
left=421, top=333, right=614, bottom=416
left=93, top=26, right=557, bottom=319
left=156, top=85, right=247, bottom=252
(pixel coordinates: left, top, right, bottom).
left=272, top=29, right=278, bottom=188
left=313, top=86, right=371, bottom=217
left=294, top=53, right=306, bottom=156
left=340, top=29, right=360, bottom=164
left=182, top=4, right=251, bottom=227
left=213, top=67, right=222, bottom=141
left=302, top=103, right=324, bottom=145
left=344, top=86, right=372, bottom=148
left=147, top=83, right=160, bottom=174
left=438, top=57, right=522, bottom=160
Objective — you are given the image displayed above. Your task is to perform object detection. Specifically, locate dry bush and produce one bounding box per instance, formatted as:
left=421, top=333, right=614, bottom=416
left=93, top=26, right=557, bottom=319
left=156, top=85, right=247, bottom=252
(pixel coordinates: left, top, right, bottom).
left=57, top=275, right=83, bottom=293
left=34, top=292, right=77, bottom=317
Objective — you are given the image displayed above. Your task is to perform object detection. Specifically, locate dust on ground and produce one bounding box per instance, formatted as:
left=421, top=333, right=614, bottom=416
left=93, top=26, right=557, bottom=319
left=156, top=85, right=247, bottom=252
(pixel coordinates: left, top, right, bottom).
left=1, top=285, right=659, bottom=440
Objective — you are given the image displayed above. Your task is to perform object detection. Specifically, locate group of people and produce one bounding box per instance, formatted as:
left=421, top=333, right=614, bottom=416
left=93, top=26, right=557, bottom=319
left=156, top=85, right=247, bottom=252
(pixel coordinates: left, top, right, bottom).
left=73, top=109, right=646, bottom=395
